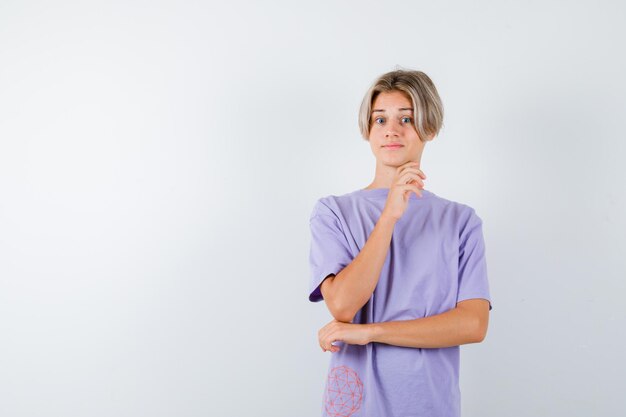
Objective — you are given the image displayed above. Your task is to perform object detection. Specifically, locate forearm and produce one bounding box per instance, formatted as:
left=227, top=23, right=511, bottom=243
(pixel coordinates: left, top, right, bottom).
left=367, top=307, right=482, bottom=348
left=328, top=213, right=397, bottom=322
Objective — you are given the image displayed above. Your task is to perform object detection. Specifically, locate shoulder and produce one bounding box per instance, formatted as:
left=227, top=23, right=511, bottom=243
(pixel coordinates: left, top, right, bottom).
left=426, top=191, right=483, bottom=235
left=310, top=196, right=337, bottom=219
left=309, top=190, right=357, bottom=219
left=442, top=198, right=483, bottom=237
left=426, top=190, right=478, bottom=216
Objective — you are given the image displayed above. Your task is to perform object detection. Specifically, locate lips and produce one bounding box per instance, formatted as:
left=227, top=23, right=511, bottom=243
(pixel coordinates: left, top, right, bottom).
left=383, top=144, right=403, bottom=149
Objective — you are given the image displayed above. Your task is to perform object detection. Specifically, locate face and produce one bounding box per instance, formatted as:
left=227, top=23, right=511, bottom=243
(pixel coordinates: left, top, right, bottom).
left=368, top=90, right=428, bottom=167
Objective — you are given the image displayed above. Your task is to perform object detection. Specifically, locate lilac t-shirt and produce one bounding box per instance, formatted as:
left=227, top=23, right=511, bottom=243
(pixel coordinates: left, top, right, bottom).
left=308, top=187, right=492, bottom=417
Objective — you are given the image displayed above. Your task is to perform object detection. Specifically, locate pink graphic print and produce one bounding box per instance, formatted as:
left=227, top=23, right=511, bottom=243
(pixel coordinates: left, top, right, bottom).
left=324, top=365, right=364, bottom=417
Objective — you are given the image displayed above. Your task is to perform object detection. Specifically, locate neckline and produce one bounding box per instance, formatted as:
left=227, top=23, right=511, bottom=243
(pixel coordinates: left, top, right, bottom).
left=353, top=187, right=433, bottom=199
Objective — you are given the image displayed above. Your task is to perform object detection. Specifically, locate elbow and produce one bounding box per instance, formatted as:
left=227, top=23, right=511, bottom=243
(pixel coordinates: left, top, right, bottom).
left=473, top=320, right=488, bottom=343
left=474, top=329, right=487, bottom=343
left=321, top=274, right=356, bottom=323
left=326, top=299, right=356, bottom=323
left=333, top=306, right=356, bottom=323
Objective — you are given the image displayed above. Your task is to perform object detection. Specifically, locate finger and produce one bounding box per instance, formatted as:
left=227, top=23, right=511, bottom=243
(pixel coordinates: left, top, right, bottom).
left=396, top=167, right=427, bottom=182
left=405, top=163, right=427, bottom=179
left=399, top=174, right=424, bottom=188
left=398, top=183, right=423, bottom=197
left=319, top=331, right=331, bottom=351
left=320, top=336, right=328, bottom=351
left=319, top=323, right=334, bottom=340
left=397, top=163, right=418, bottom=175
left=397, top=172, right=425, bottom=188
left=330, top=340, right=342, bottom=352
left=398, top=167, right=427, bottom=180
left=321, top=340, right=335, bottom=352
left=323, top=339, right=333, bottom=352
left=319, top=329, right=329, bottom=351
left=400, top=161, right=421, bottom=169
left=324, top=328, right=341, bottom=351
left=409, top=184, right=423, bottom=197
left=397, top=161, right=423, bottom=172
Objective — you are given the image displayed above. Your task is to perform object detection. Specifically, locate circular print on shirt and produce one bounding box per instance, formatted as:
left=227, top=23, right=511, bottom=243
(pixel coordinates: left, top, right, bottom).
left=324, top=365, right=364, bottom=417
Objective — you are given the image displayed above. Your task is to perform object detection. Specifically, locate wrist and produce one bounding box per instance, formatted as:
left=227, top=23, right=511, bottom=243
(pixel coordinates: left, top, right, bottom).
left=379, top=211, right=398, bottom=225
left=366, top=322, right=382, bottom=344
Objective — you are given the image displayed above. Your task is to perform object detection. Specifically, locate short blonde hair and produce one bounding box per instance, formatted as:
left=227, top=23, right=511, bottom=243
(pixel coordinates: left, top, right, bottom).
left=358, top=69, right=444, bottom=142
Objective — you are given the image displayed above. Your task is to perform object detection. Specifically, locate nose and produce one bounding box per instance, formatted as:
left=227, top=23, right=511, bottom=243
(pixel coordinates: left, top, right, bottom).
left=385, top=121, right=400, bottom=137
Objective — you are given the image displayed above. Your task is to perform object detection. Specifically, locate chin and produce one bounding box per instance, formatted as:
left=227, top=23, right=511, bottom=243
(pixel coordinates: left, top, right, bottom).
left=378, top=158, right=406, bottom=168
left=377, top=152, right=407, bottom=163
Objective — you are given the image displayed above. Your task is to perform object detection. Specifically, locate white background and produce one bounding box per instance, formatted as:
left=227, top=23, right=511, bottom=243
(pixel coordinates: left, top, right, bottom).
left=1, top=1, right=625, bottom=416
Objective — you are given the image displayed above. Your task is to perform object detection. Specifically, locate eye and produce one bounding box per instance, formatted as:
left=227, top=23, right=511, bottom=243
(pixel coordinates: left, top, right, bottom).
left=401, top=116, right=412, bottom=124
left=373, top=117, right=385, bottom=125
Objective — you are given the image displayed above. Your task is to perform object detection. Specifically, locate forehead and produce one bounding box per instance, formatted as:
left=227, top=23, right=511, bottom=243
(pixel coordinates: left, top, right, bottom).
left=371, top=90, right=412, bottom=110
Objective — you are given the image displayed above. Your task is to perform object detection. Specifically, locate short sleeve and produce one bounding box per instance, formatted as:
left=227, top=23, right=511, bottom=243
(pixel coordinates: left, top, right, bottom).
left=457, top=208, right=493, bottom=311
left=308, top=200, right=354, bottom=302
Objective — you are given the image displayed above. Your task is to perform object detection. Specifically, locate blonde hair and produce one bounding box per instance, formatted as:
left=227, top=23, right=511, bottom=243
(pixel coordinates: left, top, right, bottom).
left=358, top=68, right=444, bottom=142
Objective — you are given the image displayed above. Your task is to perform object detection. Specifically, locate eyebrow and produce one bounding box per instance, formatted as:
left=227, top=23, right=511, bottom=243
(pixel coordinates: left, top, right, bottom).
left=371, top=107, right=414, bottom=113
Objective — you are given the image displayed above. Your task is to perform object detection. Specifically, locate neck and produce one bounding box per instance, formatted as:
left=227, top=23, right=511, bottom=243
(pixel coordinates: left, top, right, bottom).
left=365, top=160, right=422, bottom=189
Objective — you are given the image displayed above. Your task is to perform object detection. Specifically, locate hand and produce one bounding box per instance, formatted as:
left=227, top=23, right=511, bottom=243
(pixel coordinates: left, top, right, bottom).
left=318, top=319, right=372, bottom=353
left=381, top=161, right=427, bottom=221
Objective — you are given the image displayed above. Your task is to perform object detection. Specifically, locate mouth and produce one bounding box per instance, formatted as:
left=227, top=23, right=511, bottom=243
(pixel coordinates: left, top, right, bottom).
left=382, top=144, right=404, bottom=149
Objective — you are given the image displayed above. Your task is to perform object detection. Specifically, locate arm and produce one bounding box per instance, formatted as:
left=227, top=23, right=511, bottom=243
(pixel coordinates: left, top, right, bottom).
left=317, top=299, right=490, bottom=352
left=320, top=213, right=398, bottom=323
left=366, top=298, right=490, bottom=348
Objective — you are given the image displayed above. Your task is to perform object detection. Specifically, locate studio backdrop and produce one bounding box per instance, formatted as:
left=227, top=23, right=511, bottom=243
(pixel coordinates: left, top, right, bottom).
left=0, top=1, right=624, bottom=416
